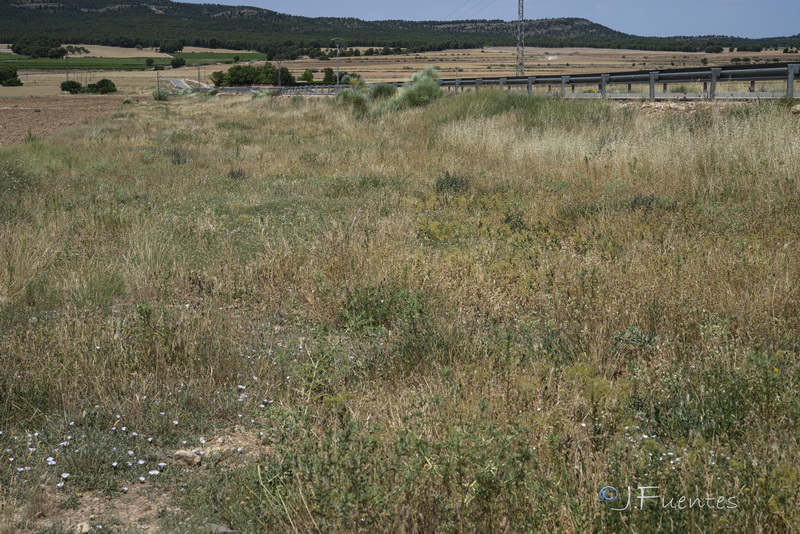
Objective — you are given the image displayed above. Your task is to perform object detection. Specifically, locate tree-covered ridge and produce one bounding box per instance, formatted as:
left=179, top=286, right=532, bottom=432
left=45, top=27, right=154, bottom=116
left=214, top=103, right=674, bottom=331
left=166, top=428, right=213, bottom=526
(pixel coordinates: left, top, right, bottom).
left=1, top=0, right=798, bottom=57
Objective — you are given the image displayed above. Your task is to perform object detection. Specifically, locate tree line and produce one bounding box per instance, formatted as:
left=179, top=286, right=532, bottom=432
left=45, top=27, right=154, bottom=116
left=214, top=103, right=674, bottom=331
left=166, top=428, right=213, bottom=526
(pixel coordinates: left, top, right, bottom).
left=1, top=2, right=798, bottom=58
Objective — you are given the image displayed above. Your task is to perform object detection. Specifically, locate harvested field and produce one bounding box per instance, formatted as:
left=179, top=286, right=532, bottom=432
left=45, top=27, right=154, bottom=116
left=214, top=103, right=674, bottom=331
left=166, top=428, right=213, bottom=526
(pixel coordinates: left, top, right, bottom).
left=0, top=95, right=129, bottom=147
left=63, top=44, right=170, bottom=58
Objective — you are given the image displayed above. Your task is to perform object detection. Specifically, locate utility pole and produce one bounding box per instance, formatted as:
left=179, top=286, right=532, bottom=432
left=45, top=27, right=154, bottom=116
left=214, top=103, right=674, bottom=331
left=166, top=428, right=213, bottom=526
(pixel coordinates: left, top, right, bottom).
left=516, top=0, right=525, bottom=77
left=277, top=59, right=282, bottom=90
left=331, top=38, right=343, bottom=87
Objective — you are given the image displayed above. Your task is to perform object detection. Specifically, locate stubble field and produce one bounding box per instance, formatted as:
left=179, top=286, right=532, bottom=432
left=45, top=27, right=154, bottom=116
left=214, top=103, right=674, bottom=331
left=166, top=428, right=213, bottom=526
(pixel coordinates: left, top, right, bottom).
left=0, top=76, right=799, bottom=532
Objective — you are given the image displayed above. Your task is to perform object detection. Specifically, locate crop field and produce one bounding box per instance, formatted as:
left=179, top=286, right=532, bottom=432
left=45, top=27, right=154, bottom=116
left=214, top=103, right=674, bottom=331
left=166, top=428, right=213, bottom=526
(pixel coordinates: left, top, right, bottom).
left=0, top=53, right=266, bottom=71
left=0, top=56, right=173, bottom=71
left=0, top=81, right=799, bottom=532
left=171, top=52, right=267, bottom=62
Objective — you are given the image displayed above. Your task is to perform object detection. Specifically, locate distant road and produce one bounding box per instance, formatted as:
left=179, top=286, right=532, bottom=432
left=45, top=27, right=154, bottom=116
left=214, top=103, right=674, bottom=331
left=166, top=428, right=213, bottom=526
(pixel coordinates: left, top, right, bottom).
left=165, top=78, right=190, bottom=90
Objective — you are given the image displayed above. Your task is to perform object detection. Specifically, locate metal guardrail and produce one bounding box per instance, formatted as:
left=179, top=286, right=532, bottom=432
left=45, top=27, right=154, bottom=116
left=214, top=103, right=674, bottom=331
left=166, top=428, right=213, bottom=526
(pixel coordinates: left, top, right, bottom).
left=206, top=63, right=800, bottom=101
left=433, top=63, right=800, bottom=101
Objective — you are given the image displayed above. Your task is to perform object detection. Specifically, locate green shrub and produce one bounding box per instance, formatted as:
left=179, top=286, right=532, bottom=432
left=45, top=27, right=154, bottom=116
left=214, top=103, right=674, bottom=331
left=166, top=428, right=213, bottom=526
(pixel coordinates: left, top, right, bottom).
left=152, top=87, right=170, bottom=101
left=334, top=87, right=369, bottom=118
left=377, top=66, right=443, bottom=114
left=369, top=83, right=397, bottom=100
left=85, top=78, right=117, bottom=94
left=60, top=80, right=83, bottom=94
left=0, top=65, right=22, bottom=86
left=1, top=76, right=22, bottom=87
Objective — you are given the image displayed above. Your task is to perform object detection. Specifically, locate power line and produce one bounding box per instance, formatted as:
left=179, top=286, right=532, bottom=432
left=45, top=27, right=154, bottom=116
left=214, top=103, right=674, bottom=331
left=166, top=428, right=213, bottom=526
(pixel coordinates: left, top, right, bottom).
left=462, top=0, right=502, bottom=20
left=445, top=0, right=482, bottom=20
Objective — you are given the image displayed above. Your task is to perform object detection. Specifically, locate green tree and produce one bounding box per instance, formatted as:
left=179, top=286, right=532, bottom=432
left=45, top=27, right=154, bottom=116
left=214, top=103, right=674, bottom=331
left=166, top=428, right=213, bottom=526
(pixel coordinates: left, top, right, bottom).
left=11, top=37, right=66, bottom=59
left=159, top=42, right=184, bottom=54
left=0, top=65, right=22, bottom=86
left=226, top=64, right=260, bottom=85
left=146, top=58, right=155, bottom=67
left=301, top=69, right=314, bottom=83
left=322, top=67, right=336, bottom=84
left=171, top=57, right=186, bottom=69
left=85, top=79, right=117, bottom=94
left=210, top=71, right=228, bottom=87
left=279, top=67, right=296, bottom=86
left=60, top=80, right=82, bottom=94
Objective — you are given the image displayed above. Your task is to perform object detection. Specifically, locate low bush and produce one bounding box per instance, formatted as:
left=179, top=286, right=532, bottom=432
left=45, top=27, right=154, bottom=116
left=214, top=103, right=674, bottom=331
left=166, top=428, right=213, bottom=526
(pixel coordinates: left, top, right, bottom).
left=0, top=65, right=22, bottom=86
left=334, top=87, right=369, bottom=118
left=369, top=83, right=397, bottom=100
left=378, top=66, right=443, bottom=113
left=85, top=78, right=117, bottom=94
left=60, top=80, right=82, bottom=94
left=152, top=87, right=170, bottom=101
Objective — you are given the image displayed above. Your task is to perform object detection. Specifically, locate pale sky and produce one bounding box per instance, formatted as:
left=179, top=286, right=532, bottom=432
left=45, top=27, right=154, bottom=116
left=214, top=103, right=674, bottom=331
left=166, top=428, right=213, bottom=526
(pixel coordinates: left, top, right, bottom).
left=180, top=0, right=799, bottom=39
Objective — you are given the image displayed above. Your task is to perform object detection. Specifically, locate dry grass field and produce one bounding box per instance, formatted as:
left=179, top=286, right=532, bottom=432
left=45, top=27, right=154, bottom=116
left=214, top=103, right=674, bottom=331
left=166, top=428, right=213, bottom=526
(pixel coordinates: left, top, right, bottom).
left=1, top=69, right=799, bottom=532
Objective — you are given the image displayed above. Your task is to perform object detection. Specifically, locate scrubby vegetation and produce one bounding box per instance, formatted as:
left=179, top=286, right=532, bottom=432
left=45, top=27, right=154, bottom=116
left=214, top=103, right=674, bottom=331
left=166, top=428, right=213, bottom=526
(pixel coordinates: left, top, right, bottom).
left=336, top=67, right=443, bottom=118
left=1, top=87, right=799, bottom=532
left=60, top=78, right=117, bottom=95
left=0, top=64, right=21, bottom=86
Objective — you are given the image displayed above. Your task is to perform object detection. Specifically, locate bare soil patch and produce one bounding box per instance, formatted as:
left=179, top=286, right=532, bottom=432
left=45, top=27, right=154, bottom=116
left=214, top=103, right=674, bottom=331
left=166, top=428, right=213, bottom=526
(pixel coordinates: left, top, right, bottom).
left=0, top=95, right=131, bottom=147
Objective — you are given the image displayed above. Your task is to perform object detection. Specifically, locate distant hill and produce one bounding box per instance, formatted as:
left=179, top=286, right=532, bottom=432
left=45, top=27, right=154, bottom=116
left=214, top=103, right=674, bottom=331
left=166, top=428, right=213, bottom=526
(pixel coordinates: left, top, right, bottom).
left=1, top=0, right=797, bottom=58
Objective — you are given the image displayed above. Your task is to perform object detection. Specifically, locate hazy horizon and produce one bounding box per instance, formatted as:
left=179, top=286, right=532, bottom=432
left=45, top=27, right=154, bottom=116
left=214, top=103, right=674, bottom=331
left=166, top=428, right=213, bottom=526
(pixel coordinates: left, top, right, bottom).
left=176, top=0, right=798, bottom=40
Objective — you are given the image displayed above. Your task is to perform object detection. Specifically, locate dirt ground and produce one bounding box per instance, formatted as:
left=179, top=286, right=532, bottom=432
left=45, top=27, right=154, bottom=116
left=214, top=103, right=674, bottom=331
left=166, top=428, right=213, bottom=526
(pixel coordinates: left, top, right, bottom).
left=0, top=95, right=133, bottom=147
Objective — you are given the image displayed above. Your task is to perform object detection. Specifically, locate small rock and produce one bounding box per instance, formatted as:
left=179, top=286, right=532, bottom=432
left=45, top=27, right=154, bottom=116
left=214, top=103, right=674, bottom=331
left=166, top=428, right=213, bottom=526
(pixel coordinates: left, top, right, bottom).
left=205, top=523, right=239, bottom=533
left=73, top=522, right=91, bottom=534
left=173, top=450, right=201, bottom=467
left=792, top=104, right=800, bottom=115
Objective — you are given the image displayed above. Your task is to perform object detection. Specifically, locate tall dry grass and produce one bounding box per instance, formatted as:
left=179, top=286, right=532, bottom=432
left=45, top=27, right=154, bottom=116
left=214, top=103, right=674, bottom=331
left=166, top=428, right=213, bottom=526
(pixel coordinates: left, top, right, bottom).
left=1, top=89, right=798, bottom=532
